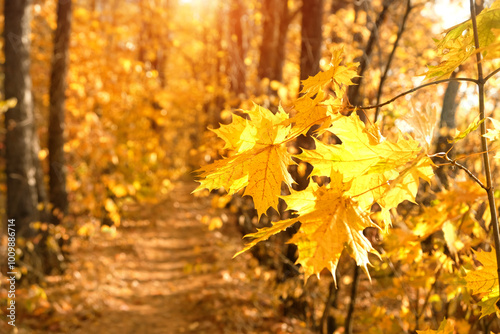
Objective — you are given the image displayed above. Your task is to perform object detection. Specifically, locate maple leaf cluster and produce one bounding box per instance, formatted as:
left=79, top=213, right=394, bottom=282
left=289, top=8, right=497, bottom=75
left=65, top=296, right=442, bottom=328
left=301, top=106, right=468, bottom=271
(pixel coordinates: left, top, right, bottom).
left=196, top=48, right=434, bottom=282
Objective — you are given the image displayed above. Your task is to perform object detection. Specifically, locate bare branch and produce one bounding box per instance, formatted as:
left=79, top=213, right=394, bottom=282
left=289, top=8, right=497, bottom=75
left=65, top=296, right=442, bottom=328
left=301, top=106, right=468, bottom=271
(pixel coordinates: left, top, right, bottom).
left=351, top=77, right=478, bottom=111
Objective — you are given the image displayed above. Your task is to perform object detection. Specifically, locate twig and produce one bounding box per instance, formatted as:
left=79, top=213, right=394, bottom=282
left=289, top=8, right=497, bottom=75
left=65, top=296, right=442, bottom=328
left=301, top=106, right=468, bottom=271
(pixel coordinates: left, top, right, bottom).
left=433, top=152, right=487, bottom=189
left=351, top=77, right=478, bottom=111
left=348, top=0, right=393, bottom=111
left=484, top=67, right=500, bottom=82
left=374, top=0, right=412, bottom=123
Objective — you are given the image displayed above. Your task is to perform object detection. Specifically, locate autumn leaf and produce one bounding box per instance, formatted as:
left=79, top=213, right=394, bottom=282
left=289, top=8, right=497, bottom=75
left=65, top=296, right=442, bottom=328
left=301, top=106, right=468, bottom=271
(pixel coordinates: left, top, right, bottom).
left=300, top=47, right=359, bottom=98
left=195, top=104, right=295, bottom=217
left=417, top=318, right=454, bottom=334
left=399, top=106, right=437, bottom=151
left=211, top=113, right=247, bottom=150
left=235, top=172, right=379, bottom=282
left=297, top=113, right=433, bottom=219
left=483, top=117, right=500, bottom=141
left=449, top=116, right=486, bottom=143
left=299, top=113, right=423, bottom=178
left=426, top=1, right=500, bottom=80
left=465, top=249, right=500, bottom=317
left=285, top=90, right=337, bottom=136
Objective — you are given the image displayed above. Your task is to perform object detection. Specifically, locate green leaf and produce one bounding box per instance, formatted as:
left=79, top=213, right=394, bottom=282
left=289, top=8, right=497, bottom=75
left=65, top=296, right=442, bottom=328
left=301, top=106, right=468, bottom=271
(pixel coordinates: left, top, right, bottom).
left=448, top=117, right=486, bottom=143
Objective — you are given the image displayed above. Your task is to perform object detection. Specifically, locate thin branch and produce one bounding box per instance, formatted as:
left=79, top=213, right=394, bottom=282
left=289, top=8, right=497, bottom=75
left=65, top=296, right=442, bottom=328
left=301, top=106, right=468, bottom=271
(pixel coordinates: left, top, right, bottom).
left=348, top=0, right=393, bottom=118
left=352, top=77, right=478, bottom=111
left=374, top=0, right=412, bottom=123
left=470, top=0, right=500, bottom=297
left=485, top=66, right=500, bottom=82
left=435, top=152, right=487, bottom=189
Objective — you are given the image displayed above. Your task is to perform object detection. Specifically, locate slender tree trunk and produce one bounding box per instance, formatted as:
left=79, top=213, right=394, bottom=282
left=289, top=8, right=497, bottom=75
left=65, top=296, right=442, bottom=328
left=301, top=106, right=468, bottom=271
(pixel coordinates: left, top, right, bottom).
left=258, top=0, right=279, bottom=81
left=228, top=0, right=246, bottom=96
left=294, top=0, right=323, bottom=191
left=299, top=0, right=323, bottom=83
left=348, top=0, right=392, bottom=121
left=49, top=0, right=72, bottom=224
left=274, top=0, right=289, bottom=82
left=4, top=0, right=39, bottom=237
left=280, top=0, right=325, bottom=292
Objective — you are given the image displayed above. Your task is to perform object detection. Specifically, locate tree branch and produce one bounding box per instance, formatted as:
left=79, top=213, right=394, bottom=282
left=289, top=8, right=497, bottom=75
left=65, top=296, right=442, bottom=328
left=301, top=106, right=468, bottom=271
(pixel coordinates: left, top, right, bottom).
left=351, top=77, right=478, bottom=111
left=374, top=0, right=412, bottom=123
left=433, top=152, right=487, bottom=190
left=484, top=66, right=500, bottom=82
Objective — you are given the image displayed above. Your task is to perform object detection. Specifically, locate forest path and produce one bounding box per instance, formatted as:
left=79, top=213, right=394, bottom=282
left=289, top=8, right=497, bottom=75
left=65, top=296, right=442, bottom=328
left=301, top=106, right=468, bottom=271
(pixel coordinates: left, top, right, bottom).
left=61, top=180, right=296, bottom=334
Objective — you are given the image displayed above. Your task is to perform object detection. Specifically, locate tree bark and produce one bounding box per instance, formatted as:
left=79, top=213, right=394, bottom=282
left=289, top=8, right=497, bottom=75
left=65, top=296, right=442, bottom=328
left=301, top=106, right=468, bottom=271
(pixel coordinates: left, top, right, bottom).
left=228, top=0, right=246, bottom=96
left=274, top=0, right=289, bottom=82
left=4, top=0, right=40, bottom=237
left=433, top=74, right=460, bottom=189
left=49, top=0, right=72, bottom=224
left=258, top=0, right=288, bottom=83
left=299, top=0, right=323, bottom=83
left=348, top=0, right=392, bottom=121
left=258, top=0, right=279, bottom=81
left=295, top=0, right=323, bottom=191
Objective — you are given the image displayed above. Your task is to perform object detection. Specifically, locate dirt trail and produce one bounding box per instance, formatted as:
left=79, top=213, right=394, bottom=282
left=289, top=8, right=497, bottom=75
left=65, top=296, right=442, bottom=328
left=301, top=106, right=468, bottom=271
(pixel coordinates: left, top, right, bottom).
left=55, top=181, right=303, bottom=334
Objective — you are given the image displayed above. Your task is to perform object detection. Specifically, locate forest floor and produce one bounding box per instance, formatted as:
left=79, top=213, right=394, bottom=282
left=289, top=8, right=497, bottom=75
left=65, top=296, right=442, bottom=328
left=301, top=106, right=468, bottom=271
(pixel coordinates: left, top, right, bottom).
left=8, top=180, right=315, bottom=334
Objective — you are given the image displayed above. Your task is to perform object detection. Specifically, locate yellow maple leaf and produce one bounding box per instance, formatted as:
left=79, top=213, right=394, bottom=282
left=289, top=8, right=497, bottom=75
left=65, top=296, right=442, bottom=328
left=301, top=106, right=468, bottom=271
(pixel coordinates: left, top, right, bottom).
left=417, top=318, right=454, bottom=334
left=466, top=249, right=499, bottom=295
left=211, top=113, right=247, bottom=150
left=195, top=104, right=295, bottom=217
left=426, top=1, right=500, bottom=80
left=300, top=47, right=359, bottom=98
left=285, top=90, right=337, bottom=136
left=465, top=249, right=500, bottom=318
left=297, top=113, right=433, bottom=219
left=483, top=117, right=500, bottom=141
left=299, top=114, right=423, bottom=179
left=235, top=172, right=379, bottom=282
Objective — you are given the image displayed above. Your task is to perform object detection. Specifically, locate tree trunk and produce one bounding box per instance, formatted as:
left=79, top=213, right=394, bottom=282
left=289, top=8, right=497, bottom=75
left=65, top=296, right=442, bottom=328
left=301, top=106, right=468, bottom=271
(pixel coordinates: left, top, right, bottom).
left=4, top=0, right=40, bottom=237
left=258, top=0, right=288, bottom=83
left=299, top=0, right=323, bottom=83
left=433, top=75, right=460, bottom=189
left=258, top=0, right=279, bottom=81
left=347, top=0, right=392, bottom=121
left=274, top=0, right=289, bottom=83
left=279, top=0, right=325, bottom=289
left=228, top=0, right=246, bottom=96
left=49, top=0, right=72, bottom=224
left=295, top=0, right=323, bottom=191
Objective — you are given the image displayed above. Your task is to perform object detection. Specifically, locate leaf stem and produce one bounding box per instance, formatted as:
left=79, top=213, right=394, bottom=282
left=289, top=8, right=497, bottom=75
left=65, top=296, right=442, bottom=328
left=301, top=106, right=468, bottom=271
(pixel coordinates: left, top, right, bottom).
left=352, top=77, right=478, bottom=111
left=470, top=0, right=500, bottom=294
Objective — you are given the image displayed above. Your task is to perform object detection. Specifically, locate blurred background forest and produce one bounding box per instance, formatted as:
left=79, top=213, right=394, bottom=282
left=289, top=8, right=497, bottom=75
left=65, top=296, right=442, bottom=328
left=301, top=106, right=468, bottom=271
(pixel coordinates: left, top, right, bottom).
left=1, top=0, right=500, bottom=333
